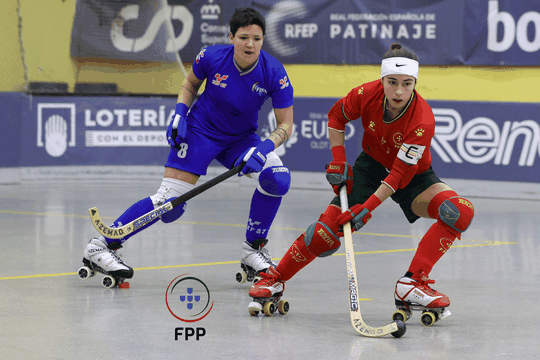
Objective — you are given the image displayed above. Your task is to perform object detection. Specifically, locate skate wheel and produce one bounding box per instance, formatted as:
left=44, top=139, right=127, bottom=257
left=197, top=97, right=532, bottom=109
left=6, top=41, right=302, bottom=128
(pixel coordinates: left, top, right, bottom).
left=277, top=299, right=289, bottom=315
left=77, top=266, right=94, bottom=280
left=236, top=270, right=247, bottom=283
left=391, top=320, right=407, bottom=338
left=392, top=309, right=410, bottom=323
left=253, top=275, right=262, bottom=284
left=248, top=301, right=262, bottom=316
left=263, top=301, right=276, bottom=316
left=421, top=311, right=437, bottom=326
left=102, top=275, right=116, bottom=288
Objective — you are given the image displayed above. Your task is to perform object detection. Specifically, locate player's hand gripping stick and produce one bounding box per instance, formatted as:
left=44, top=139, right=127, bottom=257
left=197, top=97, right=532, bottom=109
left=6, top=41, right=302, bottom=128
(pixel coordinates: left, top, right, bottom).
left=326, top=145, right=353, bottom=195
left=167, top=103, right=189, bottom=150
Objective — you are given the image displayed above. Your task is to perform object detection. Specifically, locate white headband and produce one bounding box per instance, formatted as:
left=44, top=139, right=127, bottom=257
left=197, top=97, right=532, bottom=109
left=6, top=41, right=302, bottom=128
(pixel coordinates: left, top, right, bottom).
left=381, top=57, right=419, bottom=79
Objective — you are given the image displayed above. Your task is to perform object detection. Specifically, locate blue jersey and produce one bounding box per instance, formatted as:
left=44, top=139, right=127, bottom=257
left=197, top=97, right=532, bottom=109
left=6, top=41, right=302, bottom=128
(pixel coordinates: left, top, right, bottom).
left=188, top=44, right=294, bottom=138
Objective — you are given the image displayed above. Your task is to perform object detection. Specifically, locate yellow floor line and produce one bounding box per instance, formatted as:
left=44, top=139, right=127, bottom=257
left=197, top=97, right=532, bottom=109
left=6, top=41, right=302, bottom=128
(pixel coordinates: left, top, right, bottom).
left=0, top=241, right=516, bottom=281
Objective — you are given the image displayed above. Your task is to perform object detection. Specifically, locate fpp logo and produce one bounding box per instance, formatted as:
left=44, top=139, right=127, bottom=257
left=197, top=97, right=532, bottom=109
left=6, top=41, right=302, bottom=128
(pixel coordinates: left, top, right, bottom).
left=166, top=274, right=213, bottom=341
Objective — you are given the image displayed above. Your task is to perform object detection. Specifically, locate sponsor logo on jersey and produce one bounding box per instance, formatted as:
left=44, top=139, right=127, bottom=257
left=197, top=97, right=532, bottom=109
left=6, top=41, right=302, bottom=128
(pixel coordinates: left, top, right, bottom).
left=252, top=82, right=268, bottom=97
left=279, top=76, right=289, bottom=89
left=415, top=128, right=425, bottom=136
left=212, top=73, right=228, bottom=88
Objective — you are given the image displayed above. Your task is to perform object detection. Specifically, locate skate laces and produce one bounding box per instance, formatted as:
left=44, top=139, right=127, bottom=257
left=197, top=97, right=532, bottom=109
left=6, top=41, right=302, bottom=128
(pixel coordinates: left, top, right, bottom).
left=256, top=271, right=278, bottom=286
left=258, top=247, right=274, bottom=264
left=414, top=277, right=437, bottom=295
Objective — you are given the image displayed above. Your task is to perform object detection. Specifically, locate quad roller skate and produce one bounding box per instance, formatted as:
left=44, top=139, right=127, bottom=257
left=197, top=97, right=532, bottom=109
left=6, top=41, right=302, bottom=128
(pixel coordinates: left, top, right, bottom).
left=392, top=274, right=451, bottom=327
left=78, top=238, right=133, bottom=289
left=248, top=267, right=289, bottom=316
left=236, top=239, right=276, bottom=284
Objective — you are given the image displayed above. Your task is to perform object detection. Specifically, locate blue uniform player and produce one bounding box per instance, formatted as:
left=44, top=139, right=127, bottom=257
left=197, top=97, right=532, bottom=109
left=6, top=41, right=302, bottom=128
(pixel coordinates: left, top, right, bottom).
left=79, top=8, right=294, bottom=285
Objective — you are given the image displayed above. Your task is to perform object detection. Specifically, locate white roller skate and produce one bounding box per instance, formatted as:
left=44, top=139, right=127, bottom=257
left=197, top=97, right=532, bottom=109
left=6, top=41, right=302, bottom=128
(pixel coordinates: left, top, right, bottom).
left=248, top=267, right=289, bottom=316
left=392, top=272, right=452, bottom=326
left=235, top=239, right=276, bottom=284
left=77, top=237, right=134, bottom=289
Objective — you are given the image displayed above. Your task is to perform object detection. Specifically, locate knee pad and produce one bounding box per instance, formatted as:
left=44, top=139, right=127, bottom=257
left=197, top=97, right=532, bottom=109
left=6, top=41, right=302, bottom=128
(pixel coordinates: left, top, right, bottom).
left=428, top=190, right=474, bottom=235
left=150, top=178, right=194, bottom=223
left=304, top=213, right=341, bottom=257
left=257, top=166, right=291, bottom=197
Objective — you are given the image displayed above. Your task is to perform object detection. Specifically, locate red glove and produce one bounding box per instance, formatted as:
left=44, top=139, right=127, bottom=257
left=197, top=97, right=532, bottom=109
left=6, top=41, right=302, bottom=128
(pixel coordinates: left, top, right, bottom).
left=326, top=145, right=353, bottom=195
left=337, top=194, right=382, bottom=231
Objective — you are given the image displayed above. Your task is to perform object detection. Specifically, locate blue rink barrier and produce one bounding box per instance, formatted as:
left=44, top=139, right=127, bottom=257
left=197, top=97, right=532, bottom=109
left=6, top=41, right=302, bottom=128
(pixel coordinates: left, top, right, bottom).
left=0, top=93, right=539, bottom=183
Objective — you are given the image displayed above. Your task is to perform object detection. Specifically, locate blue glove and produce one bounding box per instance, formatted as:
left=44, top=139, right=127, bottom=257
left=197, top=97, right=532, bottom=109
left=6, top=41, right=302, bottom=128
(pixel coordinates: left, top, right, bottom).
left=167, top=103, right=189, bottom=150
left=234, top=139, right=275, bottom=176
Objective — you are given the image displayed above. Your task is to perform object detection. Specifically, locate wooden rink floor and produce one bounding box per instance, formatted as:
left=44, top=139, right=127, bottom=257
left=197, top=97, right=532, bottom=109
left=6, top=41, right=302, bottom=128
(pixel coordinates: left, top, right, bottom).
left=1, top=170, right=539, bottom=360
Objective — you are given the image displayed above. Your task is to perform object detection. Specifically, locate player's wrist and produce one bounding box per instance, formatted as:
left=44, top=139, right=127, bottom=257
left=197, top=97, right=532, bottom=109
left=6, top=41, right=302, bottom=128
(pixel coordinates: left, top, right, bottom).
left=175, top=103, right=189, bottom=117
left=259, top=138, right=275, bottom=155
left=364, top=194, right=382, bottom=212
left=331, top=145, right=346, bottom=162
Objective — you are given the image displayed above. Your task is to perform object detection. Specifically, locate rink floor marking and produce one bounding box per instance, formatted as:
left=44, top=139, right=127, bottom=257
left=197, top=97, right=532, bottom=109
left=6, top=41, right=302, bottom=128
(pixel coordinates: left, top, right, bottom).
left=0, top=241, right=516, bottom=281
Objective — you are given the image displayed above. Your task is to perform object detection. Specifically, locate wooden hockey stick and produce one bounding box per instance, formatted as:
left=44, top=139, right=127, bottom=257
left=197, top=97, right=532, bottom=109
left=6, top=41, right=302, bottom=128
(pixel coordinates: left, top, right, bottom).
left=89, top=163, right=245, bottom=239
left=339, top=187, right=406, bottom=338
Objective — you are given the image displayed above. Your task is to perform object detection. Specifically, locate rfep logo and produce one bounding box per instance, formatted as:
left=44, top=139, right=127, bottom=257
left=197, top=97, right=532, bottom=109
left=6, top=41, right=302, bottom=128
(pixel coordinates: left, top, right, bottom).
left=165, top=274, right=214, bottom=322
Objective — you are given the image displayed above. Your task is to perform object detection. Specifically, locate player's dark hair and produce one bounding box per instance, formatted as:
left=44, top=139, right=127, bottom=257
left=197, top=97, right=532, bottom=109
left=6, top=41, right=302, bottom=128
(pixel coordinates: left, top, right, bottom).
left=229, top=7, right=266, bottom=36
left=382, top=43, right=418, bottom=62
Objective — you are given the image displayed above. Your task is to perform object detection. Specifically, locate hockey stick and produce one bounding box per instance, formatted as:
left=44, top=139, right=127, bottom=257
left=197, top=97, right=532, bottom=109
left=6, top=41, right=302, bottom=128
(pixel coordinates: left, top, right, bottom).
left=89, top=163, right=245, bottom=239
left=339, top=187, right=406, bottom=338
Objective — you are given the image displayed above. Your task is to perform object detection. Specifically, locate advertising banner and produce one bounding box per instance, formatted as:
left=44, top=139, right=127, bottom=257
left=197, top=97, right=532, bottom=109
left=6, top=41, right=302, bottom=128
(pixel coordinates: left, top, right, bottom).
left=2, top=93, right=540, bottom=183
left=15, top=95, right=359, bottom=172
left=464, top=0, right=540, bottom=65
left=70, top=0, right=540, bottom=65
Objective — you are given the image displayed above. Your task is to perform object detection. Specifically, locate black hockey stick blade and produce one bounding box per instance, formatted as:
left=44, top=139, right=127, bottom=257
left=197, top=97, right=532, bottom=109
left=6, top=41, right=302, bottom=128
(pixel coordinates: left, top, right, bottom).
left=339, top=187, right=406, bottom=338
left=89, top=162, right=245, bottom=239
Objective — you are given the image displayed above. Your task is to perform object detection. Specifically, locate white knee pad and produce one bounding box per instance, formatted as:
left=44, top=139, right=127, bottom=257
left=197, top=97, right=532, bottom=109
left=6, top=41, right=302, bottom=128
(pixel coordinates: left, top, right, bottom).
left=150, top=178, right=195, bottom=207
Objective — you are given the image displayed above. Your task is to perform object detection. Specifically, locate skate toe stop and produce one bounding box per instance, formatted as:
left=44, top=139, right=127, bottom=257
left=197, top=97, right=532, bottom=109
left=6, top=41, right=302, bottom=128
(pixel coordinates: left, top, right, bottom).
left=119, top=282, right=130, bottom=289
left=391, top=320, right=406, bottom=338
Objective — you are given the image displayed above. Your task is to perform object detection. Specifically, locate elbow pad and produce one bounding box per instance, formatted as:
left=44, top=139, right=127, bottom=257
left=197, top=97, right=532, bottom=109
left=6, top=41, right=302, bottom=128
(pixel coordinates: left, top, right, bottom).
left=383, top=158, right=418, bottom=192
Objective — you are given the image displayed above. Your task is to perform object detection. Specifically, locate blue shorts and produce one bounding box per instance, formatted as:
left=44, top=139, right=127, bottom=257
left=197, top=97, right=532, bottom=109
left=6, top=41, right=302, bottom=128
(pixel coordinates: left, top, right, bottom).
left=164, top=125, right=262, bottom=176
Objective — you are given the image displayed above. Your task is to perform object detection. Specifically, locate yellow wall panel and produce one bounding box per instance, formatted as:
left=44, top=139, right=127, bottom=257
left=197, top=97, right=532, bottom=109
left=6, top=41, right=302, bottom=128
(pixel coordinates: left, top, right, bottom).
left=0, top=0, right=26, bottom=92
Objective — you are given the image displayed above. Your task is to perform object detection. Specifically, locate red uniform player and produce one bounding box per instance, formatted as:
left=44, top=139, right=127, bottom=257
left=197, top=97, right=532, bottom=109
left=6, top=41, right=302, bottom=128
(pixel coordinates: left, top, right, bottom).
left=248, top=43, right=474, bottom=325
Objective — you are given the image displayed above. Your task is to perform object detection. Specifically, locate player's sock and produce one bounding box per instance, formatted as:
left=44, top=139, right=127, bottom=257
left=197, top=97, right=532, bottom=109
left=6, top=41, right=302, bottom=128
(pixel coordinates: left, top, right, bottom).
left=275, top=233, right=317, bottom=281
left=275, top=205, right=342, bottom=281
left=104, top=197, right=157, bottom=247
left=245, top=189, right=281, bottom=243
left=407, top=220, right=456, bottom=277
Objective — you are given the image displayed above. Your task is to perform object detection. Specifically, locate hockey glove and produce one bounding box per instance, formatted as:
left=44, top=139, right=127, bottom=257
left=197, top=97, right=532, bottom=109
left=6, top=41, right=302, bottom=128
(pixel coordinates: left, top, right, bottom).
left=337, top=194, right=382, bottom=231
left=234, top=139, right=275, bottom=176
left=326, top=145, right=353, bottom=195
left=167, top=103, right=189, bottom=150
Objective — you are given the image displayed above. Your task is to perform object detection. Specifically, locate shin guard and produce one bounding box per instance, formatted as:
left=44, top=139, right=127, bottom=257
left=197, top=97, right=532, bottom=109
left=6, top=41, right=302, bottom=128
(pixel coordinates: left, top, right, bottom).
left=407, top=220, right=456, bottom=277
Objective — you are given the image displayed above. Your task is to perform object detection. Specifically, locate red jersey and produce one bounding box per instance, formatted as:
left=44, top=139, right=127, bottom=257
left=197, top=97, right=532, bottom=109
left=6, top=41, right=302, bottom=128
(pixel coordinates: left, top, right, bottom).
left=337, top=80, right=435, bottom=174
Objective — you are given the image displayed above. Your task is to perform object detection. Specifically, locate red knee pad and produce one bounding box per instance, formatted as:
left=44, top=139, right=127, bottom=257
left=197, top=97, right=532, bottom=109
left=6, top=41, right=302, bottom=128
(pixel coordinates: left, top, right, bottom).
left=303, top=210, right=341, bottom=257
left=427, top=190, right=474, bottom=237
